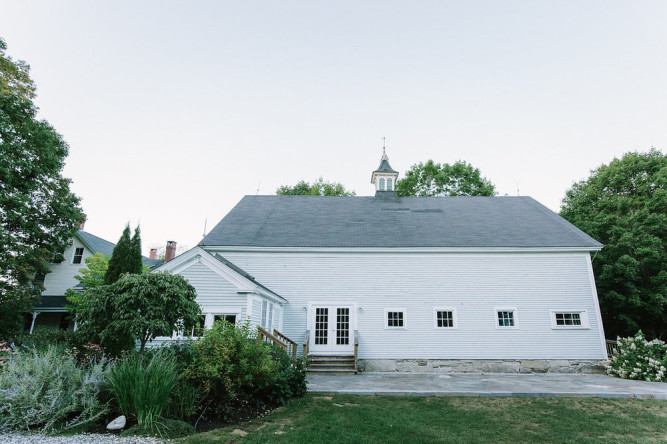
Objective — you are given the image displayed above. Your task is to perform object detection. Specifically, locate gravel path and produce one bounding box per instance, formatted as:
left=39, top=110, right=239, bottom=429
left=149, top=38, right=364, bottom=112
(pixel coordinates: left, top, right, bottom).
left=0, top=433, right=164, bottom=443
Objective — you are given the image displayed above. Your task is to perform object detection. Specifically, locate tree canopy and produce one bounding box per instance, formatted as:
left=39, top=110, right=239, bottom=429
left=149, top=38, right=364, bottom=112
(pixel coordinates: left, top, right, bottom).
left=105, top=224, right=143, bottom=284
left=560, top=149, right=667, bottom=339
left=396, top=160, right=497, bottom=197
left=276, top=177, right=355, bottom=196
left=76, top=272, right=201, bottom=354
left=0, top=38, right=83, bottom=338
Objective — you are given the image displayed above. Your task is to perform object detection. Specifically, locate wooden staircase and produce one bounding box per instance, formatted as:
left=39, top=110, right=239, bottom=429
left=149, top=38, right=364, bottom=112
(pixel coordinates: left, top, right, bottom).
left=307, top=355, right=357, bottom=374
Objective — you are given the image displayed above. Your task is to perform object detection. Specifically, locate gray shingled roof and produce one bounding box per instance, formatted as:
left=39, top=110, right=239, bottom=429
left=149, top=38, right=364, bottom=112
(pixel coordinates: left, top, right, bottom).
left=77, top=230, right=164, bottom=268
left=199, top=195, right=602, bottom=249
left=374, top=158, right=398, bottom=174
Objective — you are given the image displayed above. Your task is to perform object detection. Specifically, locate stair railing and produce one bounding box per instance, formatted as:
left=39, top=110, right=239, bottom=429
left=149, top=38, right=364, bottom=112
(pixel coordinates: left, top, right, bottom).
left=273, top=328, right=298, bottom=361
left=303, top=329, right=310, bottom=358
left=354, top=330, right=359, bottom=372
left=259, top=326, right=300, bottom=362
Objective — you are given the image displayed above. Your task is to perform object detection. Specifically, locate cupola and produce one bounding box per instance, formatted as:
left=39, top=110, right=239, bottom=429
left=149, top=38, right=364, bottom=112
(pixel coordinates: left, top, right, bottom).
left=371, top=147, right=399, bottom=194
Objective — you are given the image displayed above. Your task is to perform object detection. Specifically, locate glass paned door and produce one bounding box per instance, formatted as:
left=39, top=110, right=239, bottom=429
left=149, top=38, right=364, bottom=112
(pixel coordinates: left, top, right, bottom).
left=310, top=305, right=354, bottom=354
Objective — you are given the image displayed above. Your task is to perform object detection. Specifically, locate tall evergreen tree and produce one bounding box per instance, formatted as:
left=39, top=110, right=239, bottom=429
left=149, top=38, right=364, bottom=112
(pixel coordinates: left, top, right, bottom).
left=104, top=224, right=143, bottom=285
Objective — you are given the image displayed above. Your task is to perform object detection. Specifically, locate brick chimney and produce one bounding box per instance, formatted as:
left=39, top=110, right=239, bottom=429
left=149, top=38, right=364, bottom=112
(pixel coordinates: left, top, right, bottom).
left=165, top=241, right=177, bottom=262
left=149, top=248, right=157, bottom=260
left=78, top=213, right=87, bottom=230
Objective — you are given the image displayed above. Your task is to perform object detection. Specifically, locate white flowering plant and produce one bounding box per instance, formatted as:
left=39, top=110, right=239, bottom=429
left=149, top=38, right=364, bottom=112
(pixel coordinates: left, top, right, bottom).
left=605, top=331, right=667, bottom=382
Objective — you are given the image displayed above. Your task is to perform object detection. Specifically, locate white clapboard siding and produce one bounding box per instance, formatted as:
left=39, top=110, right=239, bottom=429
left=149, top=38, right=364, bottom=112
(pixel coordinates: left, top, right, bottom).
left=42, top=238, right=95, bottom=295
left=179, top=262, right=247, bottom=314
left=214, top=251, right=606, bottom=360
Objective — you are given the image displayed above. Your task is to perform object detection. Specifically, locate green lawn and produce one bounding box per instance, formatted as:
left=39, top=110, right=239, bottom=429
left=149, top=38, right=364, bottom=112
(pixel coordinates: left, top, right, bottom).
left=179, top=394, right=667, bottom=443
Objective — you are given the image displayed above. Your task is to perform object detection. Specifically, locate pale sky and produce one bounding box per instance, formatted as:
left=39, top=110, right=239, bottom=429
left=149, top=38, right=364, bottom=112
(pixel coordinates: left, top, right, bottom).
left=2, top=1, right=666, bottom=254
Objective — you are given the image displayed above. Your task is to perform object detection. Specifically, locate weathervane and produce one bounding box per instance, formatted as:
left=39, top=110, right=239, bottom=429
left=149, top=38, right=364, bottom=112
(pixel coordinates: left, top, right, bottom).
left=381, top=137, right=387, bottom=160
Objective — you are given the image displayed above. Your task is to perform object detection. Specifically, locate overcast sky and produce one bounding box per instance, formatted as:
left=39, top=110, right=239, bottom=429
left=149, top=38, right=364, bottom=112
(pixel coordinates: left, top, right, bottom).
left=2, top=1, right=666, bottom=254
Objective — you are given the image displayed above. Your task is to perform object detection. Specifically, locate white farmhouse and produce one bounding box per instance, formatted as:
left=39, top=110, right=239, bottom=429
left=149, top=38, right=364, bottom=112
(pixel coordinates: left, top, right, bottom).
left=156, top=153, right=607, bottom=374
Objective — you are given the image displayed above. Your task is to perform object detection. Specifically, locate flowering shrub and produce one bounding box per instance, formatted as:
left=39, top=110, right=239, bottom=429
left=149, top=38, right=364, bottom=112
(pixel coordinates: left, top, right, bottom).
left=606, top=331, right=667, bottom=382
left=0, top=345, right=110, bottom=433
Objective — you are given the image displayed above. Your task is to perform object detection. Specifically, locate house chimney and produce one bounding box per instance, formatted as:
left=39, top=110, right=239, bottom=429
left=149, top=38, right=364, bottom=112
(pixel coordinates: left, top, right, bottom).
left=78, top=214, right=87, bottom=230
left=149, top=248, right=157, bottom=260
left=165, top=241, right=177, bottom=262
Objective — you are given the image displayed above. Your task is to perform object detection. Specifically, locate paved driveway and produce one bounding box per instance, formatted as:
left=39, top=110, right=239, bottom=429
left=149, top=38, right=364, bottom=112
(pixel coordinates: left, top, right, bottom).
left=307, top=372, right=667, bottom=399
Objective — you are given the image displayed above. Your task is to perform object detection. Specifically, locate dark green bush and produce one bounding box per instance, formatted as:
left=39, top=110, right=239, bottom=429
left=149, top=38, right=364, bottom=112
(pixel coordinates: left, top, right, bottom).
left=10, top=327, right=77, bottom=350
left=184, top=322, right=282, bottom=404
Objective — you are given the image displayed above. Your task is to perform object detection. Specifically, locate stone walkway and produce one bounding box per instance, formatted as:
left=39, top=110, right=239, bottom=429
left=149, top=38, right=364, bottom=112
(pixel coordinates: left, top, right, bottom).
left=307, top=373, right=667, bottom=399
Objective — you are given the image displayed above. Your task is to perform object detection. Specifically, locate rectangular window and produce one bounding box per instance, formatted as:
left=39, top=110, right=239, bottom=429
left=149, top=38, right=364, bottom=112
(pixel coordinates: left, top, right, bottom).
left=495, top=308, right=518, bottom=328
left=385, top=309, right=406, bottom=329
left=72, top=247, right=84, bottom=264
left=268, top=304, right=274, bottom=331
left=261, top=300, right=267, bottom=327
left=551, top=310, right=589, bottom=329
left=214, top=314, right=237, bottom=325
left=435, top=309, right=456, bottom=328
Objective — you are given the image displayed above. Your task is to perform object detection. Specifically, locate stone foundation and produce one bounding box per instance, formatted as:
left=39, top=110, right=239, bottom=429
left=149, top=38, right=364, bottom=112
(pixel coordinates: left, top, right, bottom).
left=357, top=359, right=606, bottom=374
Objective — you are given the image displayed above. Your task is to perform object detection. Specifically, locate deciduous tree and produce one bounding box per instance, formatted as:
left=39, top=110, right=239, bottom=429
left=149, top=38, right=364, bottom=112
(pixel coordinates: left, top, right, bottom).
left=276, top=178, right=355, bottom=196
left=0, top=38, right=83, bottom=338
left=396, top=160, right=496, bottom=197
left=560, top=149, right=667, bottom=339
left=76, top=272, right=201, bottom=354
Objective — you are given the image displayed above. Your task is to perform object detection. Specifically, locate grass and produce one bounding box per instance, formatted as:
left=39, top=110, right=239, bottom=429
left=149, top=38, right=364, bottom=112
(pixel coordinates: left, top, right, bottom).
left=178, top=394, right=667, bottom=443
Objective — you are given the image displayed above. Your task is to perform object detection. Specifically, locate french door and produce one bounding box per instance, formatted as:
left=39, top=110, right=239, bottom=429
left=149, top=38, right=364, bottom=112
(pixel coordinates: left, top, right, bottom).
left=309, top=305, right=354, bottom=354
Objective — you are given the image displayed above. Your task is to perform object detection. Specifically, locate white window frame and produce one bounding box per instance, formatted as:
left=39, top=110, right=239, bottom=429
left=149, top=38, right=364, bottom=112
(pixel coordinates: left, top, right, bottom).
left=550, top=310, right=589, bottom=329
left=433, top=307, right=458, bottom=329
left=494, top=307, right=519, bottom=329
left=386, top=178, right=393, bottom=191
left=261, top=300, right=274, bottom=330
left=384, top=308, right=407, bottom=330
left=379, top=178, right=386, bottom=191
left=71, top=247, right=84, bottom=264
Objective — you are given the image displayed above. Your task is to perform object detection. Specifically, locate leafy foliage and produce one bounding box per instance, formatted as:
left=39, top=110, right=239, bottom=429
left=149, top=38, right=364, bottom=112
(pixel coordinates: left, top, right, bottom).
left=107, top=350, right=180, bottom=432
left=0, top=345, right=109, bottom=433
left=185, top=322, right=282, bottom=404
left=65, top=252, right=110, bottom=313
left=76, top=272, right=200, bottom=354
left=606, top=331, right=667, bottom=382
left=105, top=224, right=143, bottom=285
left=276, top=177, right=356, bottom=196
left=560, top=149, right=667, bottom=339
left=396, top=160, right=496, bottom=197
left=0, top=38, right=83, bottom=339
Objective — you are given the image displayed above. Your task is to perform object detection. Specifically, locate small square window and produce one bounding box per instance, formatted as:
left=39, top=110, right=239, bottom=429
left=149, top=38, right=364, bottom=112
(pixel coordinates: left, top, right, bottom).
left=436, top=311, right=454, bottom=328
left=386, top=310, right=405, bottom=328
left=72, top=247, right=84, bottom=264
left=496, top=309, right=516, bottom=328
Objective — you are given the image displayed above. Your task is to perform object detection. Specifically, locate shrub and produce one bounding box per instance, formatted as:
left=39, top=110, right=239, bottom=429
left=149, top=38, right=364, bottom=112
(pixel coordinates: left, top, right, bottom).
left=184, top=322, right=281, bottom=404
left=107, top=350, right=179, bottom=432
left=10, top=327, right=77, bottom=350
left=606, top=331, right=667, bottom=382
left=0, top=345, right=109, bottom=433
left=262, top=348, right=308, bottom=405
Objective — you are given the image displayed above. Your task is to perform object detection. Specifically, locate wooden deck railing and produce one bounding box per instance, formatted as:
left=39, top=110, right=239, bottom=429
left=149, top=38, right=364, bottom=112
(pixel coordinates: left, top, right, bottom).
left=274, top=328, right=298, bottom=361
left=606, top=339, right=619, bottom=357
left=257, top=326, right=298, bottom=361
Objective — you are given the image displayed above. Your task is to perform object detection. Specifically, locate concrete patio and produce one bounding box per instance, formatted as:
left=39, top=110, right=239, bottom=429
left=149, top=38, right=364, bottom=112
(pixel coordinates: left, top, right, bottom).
left=307, top=372, right=667, bottom=399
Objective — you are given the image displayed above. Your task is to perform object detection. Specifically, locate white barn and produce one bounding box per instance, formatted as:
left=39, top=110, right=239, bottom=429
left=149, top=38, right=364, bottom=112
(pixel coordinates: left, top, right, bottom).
left=156, top=154, right=607, bottom=374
